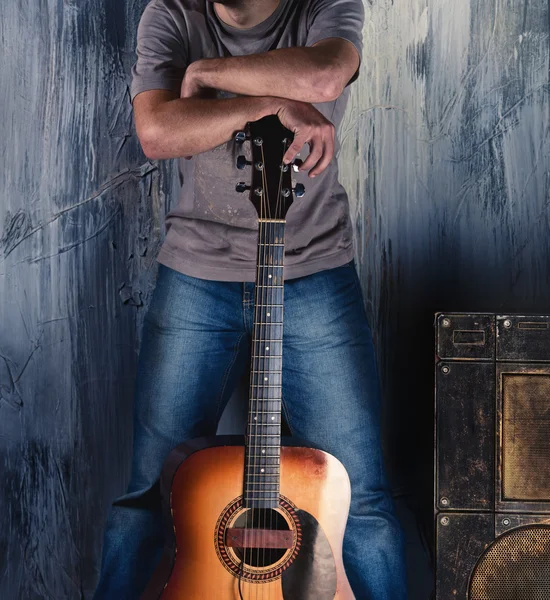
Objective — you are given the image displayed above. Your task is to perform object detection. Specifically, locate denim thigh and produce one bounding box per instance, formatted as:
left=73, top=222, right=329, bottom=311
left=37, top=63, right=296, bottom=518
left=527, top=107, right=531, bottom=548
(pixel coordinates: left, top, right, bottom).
left=127, top=263, right=251, bottom=494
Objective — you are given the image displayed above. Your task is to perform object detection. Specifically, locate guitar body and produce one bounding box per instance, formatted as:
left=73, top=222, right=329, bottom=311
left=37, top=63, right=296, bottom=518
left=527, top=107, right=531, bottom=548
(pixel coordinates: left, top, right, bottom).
left=142, top=436, right=354, bottom=600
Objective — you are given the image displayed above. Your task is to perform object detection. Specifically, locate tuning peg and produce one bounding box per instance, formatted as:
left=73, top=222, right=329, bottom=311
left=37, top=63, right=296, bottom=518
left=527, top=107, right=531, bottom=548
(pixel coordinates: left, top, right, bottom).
left=236, top=155, right=251, bottom=170
left=236, top=182, right=250, bottom=193
left=292, top=158, right=304, bottom=172
left=294, top=183, right=306, bottom=198
left=235, top=131, right=250, bottom=144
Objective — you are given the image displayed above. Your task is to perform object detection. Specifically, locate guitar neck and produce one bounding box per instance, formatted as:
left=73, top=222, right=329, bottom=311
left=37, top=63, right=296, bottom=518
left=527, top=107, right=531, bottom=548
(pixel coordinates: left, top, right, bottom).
left=244, top=219, right=285, bottom=509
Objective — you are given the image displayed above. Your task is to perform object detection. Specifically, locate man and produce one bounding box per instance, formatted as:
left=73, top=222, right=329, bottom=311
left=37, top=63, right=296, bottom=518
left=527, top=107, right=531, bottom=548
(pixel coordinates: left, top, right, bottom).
left=93, top=0, right=408, bottom=598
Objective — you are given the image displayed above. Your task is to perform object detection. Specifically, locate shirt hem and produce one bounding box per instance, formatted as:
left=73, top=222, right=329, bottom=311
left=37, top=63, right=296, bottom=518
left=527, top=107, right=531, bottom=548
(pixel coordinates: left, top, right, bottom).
left=156, top=244, right=356, bottom=282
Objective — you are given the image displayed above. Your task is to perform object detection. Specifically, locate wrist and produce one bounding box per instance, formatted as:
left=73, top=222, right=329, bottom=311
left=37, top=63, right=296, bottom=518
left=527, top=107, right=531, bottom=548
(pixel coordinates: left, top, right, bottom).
left=256, top=96, right=289, bottom=119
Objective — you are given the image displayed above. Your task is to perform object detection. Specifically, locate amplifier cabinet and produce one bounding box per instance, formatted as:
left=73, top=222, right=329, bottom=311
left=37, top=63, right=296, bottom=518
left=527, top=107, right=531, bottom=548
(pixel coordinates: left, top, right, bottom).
left=435, top=313, right=550, bottom=600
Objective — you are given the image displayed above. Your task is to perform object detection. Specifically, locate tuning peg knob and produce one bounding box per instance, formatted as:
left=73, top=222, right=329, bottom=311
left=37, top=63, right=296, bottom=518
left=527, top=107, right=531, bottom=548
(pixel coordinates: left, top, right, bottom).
left=235, top=131, right=250, bottom=144
left=292, top=158, right=304, bottom=172
left=235, top=182, right=250, bottom=193
left=294, top=183, right=306, bottom=198
left=236, top=155, right=251, bottom=170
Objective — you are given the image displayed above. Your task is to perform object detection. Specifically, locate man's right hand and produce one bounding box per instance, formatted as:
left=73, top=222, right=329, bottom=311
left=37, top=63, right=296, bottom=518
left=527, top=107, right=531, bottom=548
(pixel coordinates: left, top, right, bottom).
left=276, top=99, right=336, bottom=178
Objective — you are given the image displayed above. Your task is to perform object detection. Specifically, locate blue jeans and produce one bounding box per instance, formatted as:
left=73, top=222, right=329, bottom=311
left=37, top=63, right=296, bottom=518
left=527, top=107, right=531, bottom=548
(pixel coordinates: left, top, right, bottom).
left=93, top=260, right=407, bottom=599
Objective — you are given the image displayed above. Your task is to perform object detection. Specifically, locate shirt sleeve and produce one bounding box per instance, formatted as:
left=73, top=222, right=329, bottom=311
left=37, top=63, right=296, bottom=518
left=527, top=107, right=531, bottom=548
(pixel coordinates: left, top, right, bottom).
left=305, top=0, right=365, bottom=86
left=130, top=0, right=189, bottom=102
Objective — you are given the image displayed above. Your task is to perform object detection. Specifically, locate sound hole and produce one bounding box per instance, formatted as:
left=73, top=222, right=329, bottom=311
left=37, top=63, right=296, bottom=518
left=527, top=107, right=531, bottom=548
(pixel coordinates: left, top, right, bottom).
left=233, top=508, right=290, bottom=567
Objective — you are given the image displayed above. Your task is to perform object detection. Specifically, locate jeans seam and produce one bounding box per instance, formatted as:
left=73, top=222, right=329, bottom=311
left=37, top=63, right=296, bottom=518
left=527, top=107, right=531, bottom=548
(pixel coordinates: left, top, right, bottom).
left=213, top=331, right=246, bottom=424
left=281, top=391, right=294, bottom=436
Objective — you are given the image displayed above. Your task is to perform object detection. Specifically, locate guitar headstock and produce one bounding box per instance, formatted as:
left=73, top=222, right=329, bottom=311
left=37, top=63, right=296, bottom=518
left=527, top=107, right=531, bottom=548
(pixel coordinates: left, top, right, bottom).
left=235, top=115, right=305, bottom=221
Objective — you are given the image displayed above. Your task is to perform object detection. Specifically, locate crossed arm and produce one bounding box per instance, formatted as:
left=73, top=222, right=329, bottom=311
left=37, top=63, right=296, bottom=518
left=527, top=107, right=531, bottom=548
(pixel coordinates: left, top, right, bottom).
left=134, top=38, right=360, bottom=176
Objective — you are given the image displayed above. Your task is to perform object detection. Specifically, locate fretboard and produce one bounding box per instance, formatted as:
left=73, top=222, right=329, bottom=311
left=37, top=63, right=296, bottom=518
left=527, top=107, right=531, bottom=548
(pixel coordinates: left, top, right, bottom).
left=244, top=220, right=285, bottom=509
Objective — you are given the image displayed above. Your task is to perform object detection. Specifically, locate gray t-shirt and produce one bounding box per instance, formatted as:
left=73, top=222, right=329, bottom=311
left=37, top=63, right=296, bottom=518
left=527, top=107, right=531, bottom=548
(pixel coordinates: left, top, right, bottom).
left=130, top=0, right=364, bottom=281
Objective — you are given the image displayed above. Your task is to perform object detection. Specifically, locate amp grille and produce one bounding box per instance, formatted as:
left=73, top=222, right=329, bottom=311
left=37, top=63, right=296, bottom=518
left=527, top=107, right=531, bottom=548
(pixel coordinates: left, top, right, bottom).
left=469, top=525, right=550, bottom=599
left=502, top=374, right=550, bottom=501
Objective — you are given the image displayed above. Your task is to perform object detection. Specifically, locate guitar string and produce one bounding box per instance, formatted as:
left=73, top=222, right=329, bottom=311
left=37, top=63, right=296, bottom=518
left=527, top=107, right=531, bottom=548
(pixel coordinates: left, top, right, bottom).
left=255, top=141, right=270, bottom=600
left=264, top=144, right=273, bottom=598
left=254, top=145, right=271, bottom=598
left=255, top=145, right=268, bottom=600
left=260, top=140, right=282, bottom=600
left=262, top=142, right=270, bottom=599
left=270, top=139, right=285, bottom=599
left=265, top=139, right=286, bottom=600
left=244, top=133, right=263, bottom=600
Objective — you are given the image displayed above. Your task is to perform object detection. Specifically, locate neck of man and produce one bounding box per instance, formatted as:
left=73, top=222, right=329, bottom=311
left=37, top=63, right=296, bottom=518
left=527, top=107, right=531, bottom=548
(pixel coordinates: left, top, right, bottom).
left=213, top=0, right=281, bottom=29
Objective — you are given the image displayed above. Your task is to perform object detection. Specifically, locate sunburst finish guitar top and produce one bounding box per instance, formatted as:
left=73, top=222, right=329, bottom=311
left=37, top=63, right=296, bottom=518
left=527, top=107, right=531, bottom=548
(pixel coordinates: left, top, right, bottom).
left=141, top=116, right=355, bottom=600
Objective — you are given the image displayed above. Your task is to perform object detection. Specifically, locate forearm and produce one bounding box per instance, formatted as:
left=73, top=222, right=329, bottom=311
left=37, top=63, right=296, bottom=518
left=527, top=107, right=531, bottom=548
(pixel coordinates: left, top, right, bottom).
left=189, top=47, right=340, bottom=105
left=141, top=95, right=282, bottom=160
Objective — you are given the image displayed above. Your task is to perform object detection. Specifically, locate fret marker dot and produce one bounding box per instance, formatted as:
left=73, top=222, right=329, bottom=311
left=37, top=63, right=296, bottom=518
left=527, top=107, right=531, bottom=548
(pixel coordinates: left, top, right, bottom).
left=254, top=416, right=257, bottom=420
left=261, top=468, right=265, bottom=473
left=261, top=449, right=265, bottom=454
left=264, top=377, right=268, bottom=381
left=266, top=346, right=269, bottom=351
left=267, top=312, right=270, bottom=317
left=268, top=274, right=272, bottom=279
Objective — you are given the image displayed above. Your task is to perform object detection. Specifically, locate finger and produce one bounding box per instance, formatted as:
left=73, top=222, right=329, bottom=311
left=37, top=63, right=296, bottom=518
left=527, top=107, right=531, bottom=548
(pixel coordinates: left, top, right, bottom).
left=298, top=138, right=324, bottom=175
left=309, top=134, right=334, bottom=177
left=282, top=129, right=310, bottom=164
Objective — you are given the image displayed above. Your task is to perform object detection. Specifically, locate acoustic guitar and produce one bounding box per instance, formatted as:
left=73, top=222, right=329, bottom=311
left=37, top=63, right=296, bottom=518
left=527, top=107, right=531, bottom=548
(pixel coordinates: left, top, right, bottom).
left=142, top=115, right=355, bottom=600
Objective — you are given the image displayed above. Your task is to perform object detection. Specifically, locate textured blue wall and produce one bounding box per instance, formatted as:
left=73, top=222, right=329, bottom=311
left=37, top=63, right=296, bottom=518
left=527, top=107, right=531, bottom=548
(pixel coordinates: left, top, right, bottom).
left=1, top=0, right=548, bottom=598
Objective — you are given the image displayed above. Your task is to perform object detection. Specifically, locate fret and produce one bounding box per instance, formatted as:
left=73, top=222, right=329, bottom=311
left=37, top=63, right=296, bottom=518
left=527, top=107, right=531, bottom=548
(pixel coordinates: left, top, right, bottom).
left=256, top=304, right=283, bottom=307
left=251, top=370, right=282, bottom=373
left=249, top=415, right=281, bottom=420
left=251, top=361, right=282, bottom=369
left=246, top=454, right=280, bottom=459
left=246, top=482, right=280, bottom=485
left=245, top=483, right=280, bottom=486
left=256, top=285, right=284, bottom=288
left=252, top=381, right=282, bottom=388
left=246, top=469, right=281, bottom=474
left=246, top=467, right=281, bottom=472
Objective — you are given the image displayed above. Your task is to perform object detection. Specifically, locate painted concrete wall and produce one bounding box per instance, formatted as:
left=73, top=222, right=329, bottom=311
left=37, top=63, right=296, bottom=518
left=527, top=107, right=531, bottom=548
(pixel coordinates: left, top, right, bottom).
left=1, top=0, right=548, bottom=598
